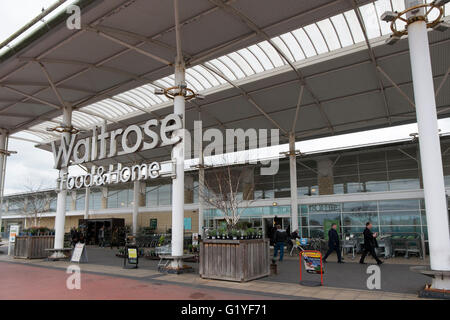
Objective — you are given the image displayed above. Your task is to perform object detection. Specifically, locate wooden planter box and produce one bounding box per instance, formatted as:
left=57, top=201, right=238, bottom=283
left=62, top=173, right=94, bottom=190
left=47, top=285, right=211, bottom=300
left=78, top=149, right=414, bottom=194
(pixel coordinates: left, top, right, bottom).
left=199, top=239, right=270, bottom=282
left=14, top=236, right=55, bottom=259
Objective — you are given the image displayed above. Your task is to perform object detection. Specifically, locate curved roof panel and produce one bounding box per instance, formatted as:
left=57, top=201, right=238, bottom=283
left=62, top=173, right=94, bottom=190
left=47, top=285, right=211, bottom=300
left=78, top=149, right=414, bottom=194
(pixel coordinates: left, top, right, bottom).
left=0, top=0, right=448, bottom=147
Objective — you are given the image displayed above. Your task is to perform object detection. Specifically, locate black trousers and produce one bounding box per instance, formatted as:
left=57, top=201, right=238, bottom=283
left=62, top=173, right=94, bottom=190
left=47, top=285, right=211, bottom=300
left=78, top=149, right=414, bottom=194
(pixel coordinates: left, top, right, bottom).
left=360, top=247, right=381, bottom=263
left=323, top=245, right=342, bottom=262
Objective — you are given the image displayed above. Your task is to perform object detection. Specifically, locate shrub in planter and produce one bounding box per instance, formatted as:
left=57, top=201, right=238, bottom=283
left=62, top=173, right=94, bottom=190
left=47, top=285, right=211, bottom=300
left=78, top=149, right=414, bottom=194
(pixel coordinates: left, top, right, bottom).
left=209, top=230, right=217, bottom=240
left=247, top=228, right=255, bottom=239
left=231, top=230, right=239, bottom=240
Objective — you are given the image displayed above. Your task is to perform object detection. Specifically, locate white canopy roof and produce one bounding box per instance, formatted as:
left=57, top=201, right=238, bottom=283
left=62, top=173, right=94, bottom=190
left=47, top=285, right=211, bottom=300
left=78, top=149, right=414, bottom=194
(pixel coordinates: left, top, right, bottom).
left=0, top=0, right=449, bottom=164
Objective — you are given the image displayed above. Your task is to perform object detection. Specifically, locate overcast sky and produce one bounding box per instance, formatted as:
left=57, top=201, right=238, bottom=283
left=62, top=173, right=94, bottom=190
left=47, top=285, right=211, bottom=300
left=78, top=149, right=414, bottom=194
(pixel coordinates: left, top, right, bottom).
left=1, top=1, right=450, bottom=195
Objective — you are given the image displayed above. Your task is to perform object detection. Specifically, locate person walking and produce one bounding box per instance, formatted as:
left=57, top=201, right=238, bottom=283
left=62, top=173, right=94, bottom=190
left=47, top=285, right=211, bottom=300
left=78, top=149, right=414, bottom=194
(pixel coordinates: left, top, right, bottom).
left=359, top=222, right=383, bottom=265
left=98, top=226, right=105, bottom=248
left=272, top=225, right=288, bottom=262
left=323, top=223, right=344, bottom=263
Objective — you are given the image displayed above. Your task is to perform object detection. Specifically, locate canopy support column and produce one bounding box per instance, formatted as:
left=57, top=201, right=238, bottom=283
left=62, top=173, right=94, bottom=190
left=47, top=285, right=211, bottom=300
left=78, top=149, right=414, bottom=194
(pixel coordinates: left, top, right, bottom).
left=170, top=0, right=186, bottom=270
left=288, top=132, right=299, bottom=235
left=198, top=146, right=205, bottom=239
left=132, top=180, right=141, bottom=235
left=407, top=17, right=450, bottom=289
left=84, top=187, right=90, bottom=220
left=0, top=129, right=8, bottom=235
left=53, top=105, right=72, bottom=254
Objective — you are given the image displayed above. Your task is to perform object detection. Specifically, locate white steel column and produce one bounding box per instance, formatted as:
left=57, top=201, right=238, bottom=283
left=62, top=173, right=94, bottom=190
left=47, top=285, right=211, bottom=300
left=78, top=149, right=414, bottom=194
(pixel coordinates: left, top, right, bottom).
left=84, top=187, right=90, bottom=220
left=289, top=132, right=299, bottom=234
left=54, top=105, right=72, bottom=250
left=0, top=130, right=8, bottom=234
left=407, top=18, right=450, bottom=284
left=198, top=146, right=205, bottom=238
left=132, top=180, right=140, bottom=235
left=171, top=0, right=185, bottom=268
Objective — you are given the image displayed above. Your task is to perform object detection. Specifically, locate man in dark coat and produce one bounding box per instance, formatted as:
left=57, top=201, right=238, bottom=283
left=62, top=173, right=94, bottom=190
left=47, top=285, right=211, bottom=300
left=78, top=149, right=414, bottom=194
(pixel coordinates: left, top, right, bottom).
left=323, top=223, right=344, bottom=263
left=272, top=225, right=288, bottom=262
left=359, top=222, right=383, bottom=265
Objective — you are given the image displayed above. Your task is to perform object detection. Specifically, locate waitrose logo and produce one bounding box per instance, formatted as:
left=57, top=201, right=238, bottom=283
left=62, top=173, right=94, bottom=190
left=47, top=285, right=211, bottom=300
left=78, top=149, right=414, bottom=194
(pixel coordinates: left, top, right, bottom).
left=51, top=114, right=183, bottom=169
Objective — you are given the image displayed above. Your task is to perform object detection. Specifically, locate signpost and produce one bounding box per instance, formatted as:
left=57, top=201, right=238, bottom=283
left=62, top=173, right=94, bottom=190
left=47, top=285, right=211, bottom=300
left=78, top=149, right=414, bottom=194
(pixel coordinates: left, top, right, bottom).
left=123, top=245, right=139, bottom=269
left=299, top=250, right=324, bottom=286
left=71, top=243, right=88, bottom=263
left=8, top=225, right=19, bottom=256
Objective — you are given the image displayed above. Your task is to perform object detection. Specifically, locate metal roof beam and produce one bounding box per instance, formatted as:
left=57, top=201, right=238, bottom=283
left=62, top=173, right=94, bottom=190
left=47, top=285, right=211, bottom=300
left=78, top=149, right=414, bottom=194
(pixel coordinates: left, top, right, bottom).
left=38, top=62, right=70, bottom=110
left=376, top=66, right=416, bottom=109
left=109, top=96, right=161, bottom=119
left=8, top=136, right=41, bottom=144
left=352, top=1, right=392, bottom=125
left=201, top=62, right=288, bottom=136
left=18, top=57, right=157, bottom=87
left=209, top=0, right=334, bottom=134
left=0, top=80, right=95, bottom=94
left=75, top=109, right=120, bottom=125
left=292, top=85, right=304, bottom=132
left=84, top=26, right=173, bottom=66
left=0, top=85, right=61, bottom=111
left=436, top=65, right=450, bottom=98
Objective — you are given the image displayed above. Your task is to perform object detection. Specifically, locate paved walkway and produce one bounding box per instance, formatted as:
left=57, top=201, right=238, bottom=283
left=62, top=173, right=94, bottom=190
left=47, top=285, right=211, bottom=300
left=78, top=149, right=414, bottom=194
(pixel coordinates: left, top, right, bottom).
left=0, top=245, right=433, bottom=300
left=0, top=262, right=279, bottom=300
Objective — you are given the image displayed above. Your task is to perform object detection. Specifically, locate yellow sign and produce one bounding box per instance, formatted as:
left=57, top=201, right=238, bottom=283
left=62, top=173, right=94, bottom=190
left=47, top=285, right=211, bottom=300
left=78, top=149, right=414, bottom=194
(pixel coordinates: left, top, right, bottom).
left=302, top=251, right=321, bottom=259
left=128, top=248, right=137, bottom=259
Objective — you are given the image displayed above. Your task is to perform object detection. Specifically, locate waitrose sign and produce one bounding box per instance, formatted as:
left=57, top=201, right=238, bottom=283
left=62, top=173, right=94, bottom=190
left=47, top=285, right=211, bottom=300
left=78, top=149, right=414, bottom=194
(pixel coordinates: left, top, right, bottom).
left=51, top=113, right=182, bottom=169
left=52, top=113, right=182, bottom=190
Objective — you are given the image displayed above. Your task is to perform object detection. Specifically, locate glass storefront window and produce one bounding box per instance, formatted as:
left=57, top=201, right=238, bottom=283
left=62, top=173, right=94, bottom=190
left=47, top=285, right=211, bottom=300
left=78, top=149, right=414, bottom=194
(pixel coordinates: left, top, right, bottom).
left=89, top=190, right=102, bottom=210
left=380, top=225, right=422, bottom=234
left=49, top=197, right=57, bottom=212
left=388, top=170, right=420, bottom=191
left=158, top=184, right=171, bottom=205
left=378, top=199, right=420, bottom=211
left=342, top=201, right=377, bottom=212
left=308, top=213, right=340, bottom=227
left=7, top=199, right=23, bottom=212
left=309, top=227, right=324, bottom=238
left=360, top=174, right=389, bottom=192
left=342, top=212, right=378, bottom=226
left=75, top=193, right=85, bottom=210
left=379, top=211, right=421, bottom=226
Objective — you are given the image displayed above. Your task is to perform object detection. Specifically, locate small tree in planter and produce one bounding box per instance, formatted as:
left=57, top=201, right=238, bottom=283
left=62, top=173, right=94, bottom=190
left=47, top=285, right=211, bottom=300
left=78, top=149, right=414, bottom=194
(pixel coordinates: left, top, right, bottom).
left=199, top=165, right=255, bottom=231
left=23, top=182, right=51, bottom=228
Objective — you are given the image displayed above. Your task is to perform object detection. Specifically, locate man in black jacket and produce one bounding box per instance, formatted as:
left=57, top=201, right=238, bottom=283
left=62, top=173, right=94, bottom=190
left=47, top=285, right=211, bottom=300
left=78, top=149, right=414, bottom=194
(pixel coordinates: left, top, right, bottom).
left=272, top=225, right=288, bottom=262
left=323, top=224, right=344, bottom=263
left=359, top=222, right=383, bottom=265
